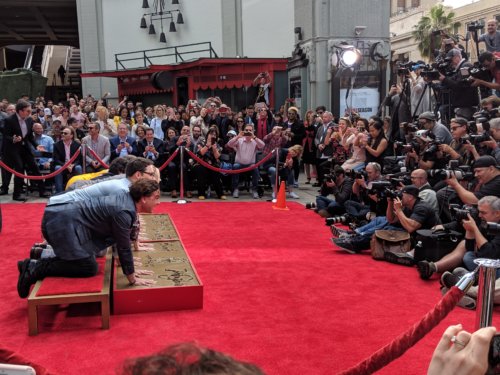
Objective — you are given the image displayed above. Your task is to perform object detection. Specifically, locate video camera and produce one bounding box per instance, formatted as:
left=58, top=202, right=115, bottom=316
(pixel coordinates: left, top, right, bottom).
left=467, top=20, right=484, bottom=32
left=396, top=61, right=425, bottom=76
left=420, top=64, right=442, bottom=81
left=459, top=62, right=491, bottom=82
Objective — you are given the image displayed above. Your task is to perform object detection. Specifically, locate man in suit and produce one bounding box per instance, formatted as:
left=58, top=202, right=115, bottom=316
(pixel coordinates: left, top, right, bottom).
left=17, top=179, right=160, bottom=298
left=53, top=126, right=83, bottom=193
left=314, top=111, right=335, bottom=186
left=110, top=123, right=137, bottom=162
left=1, top=100, right=49, bottom=201
left=136, top=127, right=165, bottom=166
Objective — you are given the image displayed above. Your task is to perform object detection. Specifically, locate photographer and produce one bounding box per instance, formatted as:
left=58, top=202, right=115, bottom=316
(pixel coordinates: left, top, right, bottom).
left=315, top=166, right=354, bottom=217
left=439, top=49, right=479, bottom=121
left=418, top=195, right=500, bottom=280
left=410, top=169, right=438, bottom=211
left=438, top=117, right=474, bottom=166
left=409, top=61, right=435, bottom=118
left=418, top=111, right=452, bottom=145
left=471, top=51, right=500, bottom=94
left=476, top=19, right=500, bottom=53
left=344, top=162, right=385, bottom=222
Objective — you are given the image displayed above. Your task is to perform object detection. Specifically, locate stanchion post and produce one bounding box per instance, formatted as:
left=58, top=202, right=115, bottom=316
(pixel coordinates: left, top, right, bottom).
left=176, top=146, right=190, bottom=204
left=473, top=258, right=500, bottom=329
left=81, top=144, right=87, bottom=174
left=273, top=147, right=279, bottom=203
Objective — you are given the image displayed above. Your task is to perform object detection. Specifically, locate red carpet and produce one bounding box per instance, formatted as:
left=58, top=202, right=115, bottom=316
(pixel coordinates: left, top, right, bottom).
left=0, top=201, right=490, bottom=374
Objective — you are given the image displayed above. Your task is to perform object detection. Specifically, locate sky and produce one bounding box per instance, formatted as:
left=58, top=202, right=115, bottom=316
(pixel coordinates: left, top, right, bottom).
left=442, top=0, right=478, bottom=8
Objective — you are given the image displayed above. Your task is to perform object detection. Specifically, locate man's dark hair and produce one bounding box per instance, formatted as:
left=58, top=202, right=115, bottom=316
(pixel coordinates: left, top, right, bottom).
left=108, top=156, right=134, bottom=175
left=478, top=51, right=494, bottom=64
left=246, top=104, right=254, bottom=110
left=121, top=342, right=264, bottom=375
left=129, top=179, right=159, bottom=202
left=315, top=105, right=326, bottom=112
left=67, top=117, right=77, bottom=126
left=125, top=157, right=154, bottom=178
left=15, top=99, right=31, bottom=113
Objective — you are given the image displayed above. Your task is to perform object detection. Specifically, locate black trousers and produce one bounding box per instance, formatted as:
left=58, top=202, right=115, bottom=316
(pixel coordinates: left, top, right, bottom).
left=3, top=146, right=42, bottom=196
left=34, top=256, right=98, bottom=281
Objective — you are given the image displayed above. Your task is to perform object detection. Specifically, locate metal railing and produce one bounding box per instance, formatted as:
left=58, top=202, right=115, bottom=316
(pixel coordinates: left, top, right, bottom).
left=114, top=41, right=218, bottom=70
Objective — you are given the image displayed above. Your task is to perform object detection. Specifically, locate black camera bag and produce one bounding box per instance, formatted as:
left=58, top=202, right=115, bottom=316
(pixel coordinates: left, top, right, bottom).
left=413, top=229, right=463, bottom=262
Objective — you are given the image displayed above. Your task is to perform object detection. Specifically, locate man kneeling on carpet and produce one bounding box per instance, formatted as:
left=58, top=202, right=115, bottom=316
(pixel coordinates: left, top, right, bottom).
left=333, top=185, right=439, bottom=263
left=17, top=179, right=160, bottom=298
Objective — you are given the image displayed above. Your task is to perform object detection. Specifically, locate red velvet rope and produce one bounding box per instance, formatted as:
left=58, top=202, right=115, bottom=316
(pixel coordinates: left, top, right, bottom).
left=338, top=286, right=464, bottom=375
left=85, top=146, right=110, bottom=169
left=0, top=149, right=82, bottom=180
left=185, top=149, right=276, bottom=175
left=157, top=148, right=180, bottom=172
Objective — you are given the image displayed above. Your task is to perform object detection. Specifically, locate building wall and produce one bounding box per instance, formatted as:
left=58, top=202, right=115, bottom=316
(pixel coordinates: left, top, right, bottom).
left=390, top=0, right=500, bottom=62
left=78, top=0, right=294, bottom=98
left=293, top=0, right=390, bottom=113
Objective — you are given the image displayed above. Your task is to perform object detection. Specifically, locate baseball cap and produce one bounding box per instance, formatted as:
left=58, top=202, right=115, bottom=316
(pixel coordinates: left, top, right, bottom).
left=227, top=130, right=237, bottom=137
left=418, top=111, right=436, bottom=122
left=44, top=108, right=52, bottom=116
left=402, top=185, right=420, bottom=198
left=473, top=155, right=499, bottom=169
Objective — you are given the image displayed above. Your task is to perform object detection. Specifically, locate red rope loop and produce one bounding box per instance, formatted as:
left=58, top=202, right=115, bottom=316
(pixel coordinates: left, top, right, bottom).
left=157, top=148, right=180, bottom=172
left=0, top=149, right=81, bottom=180
left=338, top=286, right=464, bottom=375
left=84, top=145, right=110, bottom=169
left=185, top=149, right=276, bottom=175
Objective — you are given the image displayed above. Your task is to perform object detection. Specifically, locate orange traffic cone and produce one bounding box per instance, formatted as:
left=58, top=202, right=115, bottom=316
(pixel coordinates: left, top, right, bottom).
left=273, top=181, right=289, bottom=210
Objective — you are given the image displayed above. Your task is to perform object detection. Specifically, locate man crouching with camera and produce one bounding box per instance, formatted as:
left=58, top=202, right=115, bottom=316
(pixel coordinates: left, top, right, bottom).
left=418, top=196, right=500, bottom=282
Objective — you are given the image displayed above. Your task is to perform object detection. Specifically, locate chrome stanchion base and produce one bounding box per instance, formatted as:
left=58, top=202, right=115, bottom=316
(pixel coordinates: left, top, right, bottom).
left=174, top=199, right=191, bottom=204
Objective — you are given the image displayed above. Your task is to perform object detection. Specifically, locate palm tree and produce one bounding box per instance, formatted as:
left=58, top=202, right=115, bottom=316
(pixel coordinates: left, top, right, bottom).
left=412, top=4, right=460, bottom=61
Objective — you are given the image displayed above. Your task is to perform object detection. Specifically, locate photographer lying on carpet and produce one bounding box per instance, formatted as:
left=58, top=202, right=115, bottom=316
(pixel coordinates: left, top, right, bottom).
left=17, top=179, right=160, bottom=298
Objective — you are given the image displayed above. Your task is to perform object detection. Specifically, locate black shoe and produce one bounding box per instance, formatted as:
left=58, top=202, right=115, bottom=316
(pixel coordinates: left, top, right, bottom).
left=30, top=246, right=44, bottom=260
left=417, top=260, right=435, bottom=280
left=332, top=238, right=360, bottom=254
left=17, top=260, right=24, bottom=273
left=440, top=267, right=469, bottom=289
left=0, top=189, right=8, bottom=195
left=383, top=252, right=416, bottom=267
left=39, top=192, right=50, bottom=198
left=312, top=182, right=321, bottom=187
left=17, top=259, right=36, bottom=298
left=12, top=194, right=27, bottom=202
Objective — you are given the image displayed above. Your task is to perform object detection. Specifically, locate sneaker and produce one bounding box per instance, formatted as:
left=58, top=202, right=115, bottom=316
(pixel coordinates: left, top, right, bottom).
left=383, top=252, right=416, bottom=267
left=252, top=191, right=259, bottom=199
left=289, top=192, right=299, bottom=199
left=331, top=226, right=355, bottom=237
left=198, top=196, right=205, bottom=200
left=232, top=189, right=239, bottom=198
left=417, top=260, right=436, bottom=280
left=318, top=209, right=330, bottom=218
left=440, top=267, right=469, bottom=289
left=440, top=287, right=477, bottom=310
left=293, top=182, right=299, bottom=188
left=332, top=238, right=360, bottom=254
left=17, top=259, right=36, bottom=298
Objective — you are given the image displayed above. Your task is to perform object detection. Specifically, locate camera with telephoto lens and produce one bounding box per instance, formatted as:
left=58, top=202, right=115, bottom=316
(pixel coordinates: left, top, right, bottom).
left=470, top=131, right=491, bottom=145
left=367, top=180, right=392, bottom=198
left=428, top=167, right=474, bottom=181
left=431, top=57, right=453, bottom=77
left=396, top=61, right=417, bottom=76
left=346, top=169, right=368, bottom=180
left=450, top=204, right=480, bottom=223
left=483, top=222, right=500, bottom=236
left=325, top=215, right=350, bottom=226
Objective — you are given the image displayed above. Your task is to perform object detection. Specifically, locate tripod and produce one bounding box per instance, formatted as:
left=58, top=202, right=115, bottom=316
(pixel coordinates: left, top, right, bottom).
left=411, top=80, right=439, bottom=120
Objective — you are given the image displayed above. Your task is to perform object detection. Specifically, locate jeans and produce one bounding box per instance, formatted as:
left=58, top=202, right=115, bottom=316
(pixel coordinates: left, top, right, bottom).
left=54, top=165, right=82, bottom=193
left=344, top=200, right=370, bottom=220
left=232, top=163, right=259, bottom=191
left=463, top=251, right=500, bottom=278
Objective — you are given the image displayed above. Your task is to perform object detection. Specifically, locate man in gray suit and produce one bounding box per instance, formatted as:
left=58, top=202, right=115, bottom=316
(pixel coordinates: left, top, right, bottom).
left=17, top=179, right=160, bottom=298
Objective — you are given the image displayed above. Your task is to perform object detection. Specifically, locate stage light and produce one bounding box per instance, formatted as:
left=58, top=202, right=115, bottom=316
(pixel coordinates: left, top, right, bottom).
left=332, top=44, right=363, bottom=69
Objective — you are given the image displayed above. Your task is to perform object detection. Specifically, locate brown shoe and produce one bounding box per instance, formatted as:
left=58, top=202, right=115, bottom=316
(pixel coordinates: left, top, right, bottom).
left=171, top=190, right=178, bottom=198
left=186, top=191, right=193, bottom=198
